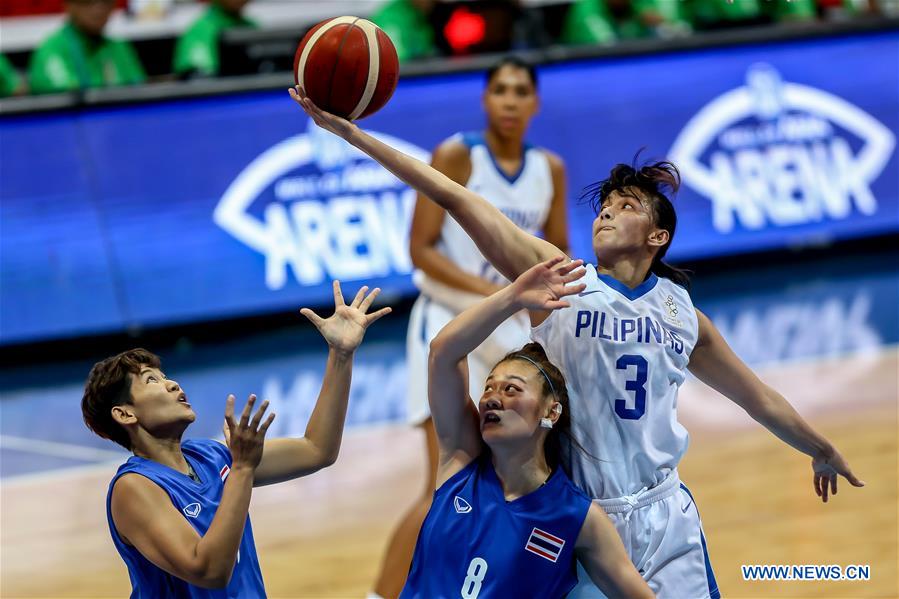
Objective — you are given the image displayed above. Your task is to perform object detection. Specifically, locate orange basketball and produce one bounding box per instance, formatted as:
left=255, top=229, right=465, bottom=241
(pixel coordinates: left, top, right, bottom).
left=294, top=16, right=399, bottom=121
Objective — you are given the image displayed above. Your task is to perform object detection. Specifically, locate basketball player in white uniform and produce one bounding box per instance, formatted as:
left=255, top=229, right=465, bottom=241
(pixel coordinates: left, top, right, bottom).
left=373, top=57, right=570, bottom=598
left=289, top=87, right=867, bottom=599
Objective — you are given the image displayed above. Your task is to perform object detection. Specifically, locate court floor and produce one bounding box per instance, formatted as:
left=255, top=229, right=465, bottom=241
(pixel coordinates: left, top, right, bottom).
left=2, top=254, right=898, bottom=598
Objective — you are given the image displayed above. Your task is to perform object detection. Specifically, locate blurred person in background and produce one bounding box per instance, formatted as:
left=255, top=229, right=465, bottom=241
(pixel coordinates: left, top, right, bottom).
left=814, top=0, right=877, bottom=19
left=687, top=0, right=860, bottom=30
left=369, top=56, right=570, bottom=599
left=561, top=0, right=692, bottom=46
left=688, top=0, right=769, bottom=30
left=370, top=0, right=438, bottom=63
left=691, top=0, right=870, bottom=29
left=0, top=54, right=27, bottom=96
left=28, top=0, right=146, bottom=94
left=173, top=0, right=256, bottom=78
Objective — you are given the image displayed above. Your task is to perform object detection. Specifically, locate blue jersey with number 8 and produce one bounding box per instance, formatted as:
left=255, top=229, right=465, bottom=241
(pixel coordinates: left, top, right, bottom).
left=400, top=452, right=591, bottom=599
left=531, top=264, right=699, bottom=500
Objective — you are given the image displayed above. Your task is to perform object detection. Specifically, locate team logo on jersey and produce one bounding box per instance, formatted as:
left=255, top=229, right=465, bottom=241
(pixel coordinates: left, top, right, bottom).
left=663, top=295, right=682, bottom=327
left=453, top=495, right=473, bottom=514
left=524, top=527, right=564, bottom=563
left=220, top=464, right=230, bottom=482
left=670, top=64, right=895, bottom=234
left=183, top=503, right=201, bottom=518
left=214, top=121, right=429, bottom=290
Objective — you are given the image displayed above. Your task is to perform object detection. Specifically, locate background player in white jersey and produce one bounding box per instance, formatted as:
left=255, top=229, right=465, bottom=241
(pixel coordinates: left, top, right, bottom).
left=289, top=90, right=866, bottom=599
left=374, top=56, right=570, bottom=598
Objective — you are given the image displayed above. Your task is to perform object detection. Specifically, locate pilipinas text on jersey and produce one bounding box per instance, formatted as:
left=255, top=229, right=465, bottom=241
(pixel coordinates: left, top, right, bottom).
left=400, top=453, right=591, bottom=599
left=531, top=265, right=699, bottom=499
left=106, top=439, right=266, bottom=598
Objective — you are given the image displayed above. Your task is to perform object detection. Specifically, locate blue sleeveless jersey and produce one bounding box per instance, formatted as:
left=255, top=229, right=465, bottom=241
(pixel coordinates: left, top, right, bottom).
left=106, top=439, right=266, bottom=598
left=401, top=453, right=592, bottom=599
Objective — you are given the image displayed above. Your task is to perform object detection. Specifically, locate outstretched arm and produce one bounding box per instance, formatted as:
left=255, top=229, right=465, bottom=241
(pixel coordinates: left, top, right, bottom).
left=689, top=308, right=865, bottom=502
left=245, top=282, right=391, bottom=486
left=290, top=86, right=566, bottom=281
left=575, top=504, right=655, bottom=598
left=428, top=257, right=586, bottom=487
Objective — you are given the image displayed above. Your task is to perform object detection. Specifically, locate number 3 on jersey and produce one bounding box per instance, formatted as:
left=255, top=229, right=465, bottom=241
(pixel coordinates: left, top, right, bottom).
left=461, top=557, right=488, bottom=599
left=614, top=354, right=648, bottom=420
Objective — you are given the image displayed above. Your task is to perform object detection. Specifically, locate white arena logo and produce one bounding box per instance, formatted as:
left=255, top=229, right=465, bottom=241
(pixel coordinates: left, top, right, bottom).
left=669, top=64, right=895, bottom=234
left=214, top=122, right=429, bottom=290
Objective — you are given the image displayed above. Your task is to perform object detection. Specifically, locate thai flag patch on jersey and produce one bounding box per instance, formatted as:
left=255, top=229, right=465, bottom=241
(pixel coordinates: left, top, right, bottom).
left=220, top=465, right=230, bottom=482
left=524, top=527, right=564, bottom=563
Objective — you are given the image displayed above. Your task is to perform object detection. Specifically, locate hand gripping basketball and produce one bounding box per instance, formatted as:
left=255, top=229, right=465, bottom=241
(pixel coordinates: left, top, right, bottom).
left=289, top=85, right=356, bottom=140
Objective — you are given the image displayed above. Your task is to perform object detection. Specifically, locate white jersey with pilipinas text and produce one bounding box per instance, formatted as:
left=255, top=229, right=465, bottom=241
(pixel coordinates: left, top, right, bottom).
left=531, top=265, right=698, bottom=500
left=433, top=131, right=554, bottom=287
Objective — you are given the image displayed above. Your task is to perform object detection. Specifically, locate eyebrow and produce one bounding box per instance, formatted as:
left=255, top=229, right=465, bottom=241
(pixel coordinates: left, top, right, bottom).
left=487, top=374, right=528, bottom=384
left=138, top=368, right=165, bottom=378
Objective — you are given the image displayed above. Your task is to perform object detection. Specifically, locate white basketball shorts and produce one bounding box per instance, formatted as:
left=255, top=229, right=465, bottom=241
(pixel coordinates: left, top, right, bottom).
left=569, top=471, right=720, bottom=599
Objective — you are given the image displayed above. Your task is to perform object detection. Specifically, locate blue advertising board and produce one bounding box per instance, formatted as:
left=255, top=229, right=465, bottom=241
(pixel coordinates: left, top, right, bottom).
left=1, top=31, right=897, bottom=344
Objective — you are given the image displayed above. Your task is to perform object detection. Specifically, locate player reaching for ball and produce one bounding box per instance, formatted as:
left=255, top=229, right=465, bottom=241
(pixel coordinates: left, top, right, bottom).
left=400, top=256, right=653, bottom=599
left=291, top=87, right=866, bottom=599
left=81, top=282, right=389, bottom=598
left=373, top=56, right=572, bottom=599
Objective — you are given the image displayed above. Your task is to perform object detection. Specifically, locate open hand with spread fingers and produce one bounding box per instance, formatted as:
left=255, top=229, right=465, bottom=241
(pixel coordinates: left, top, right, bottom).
left=510, top=256, right=587, bottom=312
left=300, top=280, right=392, bottom=356
left=289, top=85, right=357, bottom=140
left=812, top=447, right=865, bottom=503
left=222, top=393, right=275, bottom=472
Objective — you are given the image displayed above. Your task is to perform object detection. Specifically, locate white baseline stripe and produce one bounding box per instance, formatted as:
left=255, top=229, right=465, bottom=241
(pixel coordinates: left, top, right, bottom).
left=0, top=434, right=126, bottom=462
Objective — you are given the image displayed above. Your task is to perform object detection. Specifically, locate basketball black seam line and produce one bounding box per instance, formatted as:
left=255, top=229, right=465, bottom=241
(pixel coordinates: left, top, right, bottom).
left=326, top=17, right=362, bottom=114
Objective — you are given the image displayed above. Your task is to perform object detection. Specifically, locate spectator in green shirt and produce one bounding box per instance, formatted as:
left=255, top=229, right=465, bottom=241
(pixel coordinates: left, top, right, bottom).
left=370, top=0, right=437, bottom=62
left=28, top=0, right=146, bottom=95
left=0, top=54, right=26, bottom=97
left=561, top=0, right=691, bottom=46
left=173, top=0, right=257, bottom=77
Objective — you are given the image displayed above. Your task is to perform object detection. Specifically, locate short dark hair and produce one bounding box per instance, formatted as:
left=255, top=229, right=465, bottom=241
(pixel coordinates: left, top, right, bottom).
left=580, top=154, right=691, bottom=289
left=81, top=348, right=161, bottom=450
left=485, top=56, right=538, bottom=90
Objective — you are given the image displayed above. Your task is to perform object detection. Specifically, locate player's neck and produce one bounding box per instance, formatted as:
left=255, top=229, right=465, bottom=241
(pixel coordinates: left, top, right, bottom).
left=132, top=436, right=190, bottom=475
left=489, top=445, right=551, bottom=501
left=483, top=128, right=523, bottom=160
left=595, top=254, right=654, bottom=289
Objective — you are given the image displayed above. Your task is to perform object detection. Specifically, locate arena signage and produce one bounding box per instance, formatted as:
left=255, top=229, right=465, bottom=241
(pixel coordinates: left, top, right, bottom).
left=1, top=31, right=896, bottom=344
left=214, top=122, right=428, bottom=290
left=669, top=63, right=895, bottom=234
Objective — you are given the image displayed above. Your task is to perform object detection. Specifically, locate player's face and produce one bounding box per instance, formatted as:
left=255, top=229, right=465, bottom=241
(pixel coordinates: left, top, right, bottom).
left=592, top=188, right=658, bottom=259
left=65, top=0, right=115, bottom=36
left=126, top=366, right=195, bottom=435
left=482, top=66, right=538, bottom=138
left=479, top=362, right=549, bottom=447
